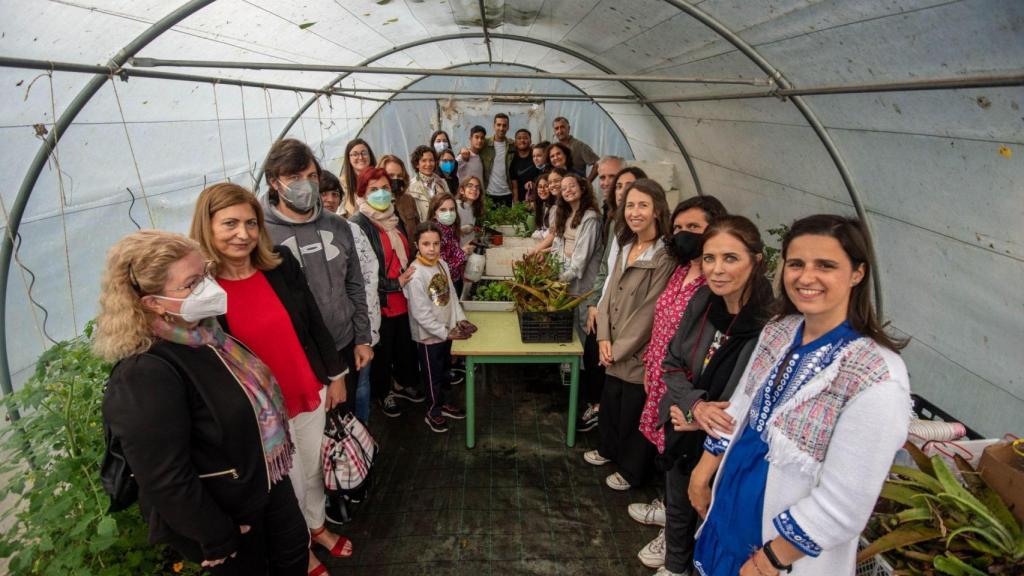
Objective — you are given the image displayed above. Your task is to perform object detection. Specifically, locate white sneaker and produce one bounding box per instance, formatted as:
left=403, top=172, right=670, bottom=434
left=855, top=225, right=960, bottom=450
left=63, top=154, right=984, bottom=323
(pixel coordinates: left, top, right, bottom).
left=584, top=450, right=611, bottom=466
left=638, top=528, right=666, bottom=568
left=652, top=566, right=689, bottom=576
left=605, top=471, right=631, bottom=491
left=628, top=498, right=666, bottom=526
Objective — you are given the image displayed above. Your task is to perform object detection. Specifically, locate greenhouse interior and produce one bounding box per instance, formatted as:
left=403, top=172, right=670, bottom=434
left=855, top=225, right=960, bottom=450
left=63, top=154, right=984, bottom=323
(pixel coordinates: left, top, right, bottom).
left=0, top=0, right=1021, bottom=575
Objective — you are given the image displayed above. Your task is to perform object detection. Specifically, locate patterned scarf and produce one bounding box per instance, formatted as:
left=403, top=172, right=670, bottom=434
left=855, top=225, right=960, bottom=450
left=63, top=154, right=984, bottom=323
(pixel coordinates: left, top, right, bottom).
left=152, top=317, right=294, bottom=483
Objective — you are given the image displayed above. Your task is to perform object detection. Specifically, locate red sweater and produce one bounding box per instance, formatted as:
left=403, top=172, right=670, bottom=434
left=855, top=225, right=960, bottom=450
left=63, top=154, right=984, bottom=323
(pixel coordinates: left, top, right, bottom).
left=218, top=271, right=322, bottom=418
left=378, top=229, right=409, bottom=317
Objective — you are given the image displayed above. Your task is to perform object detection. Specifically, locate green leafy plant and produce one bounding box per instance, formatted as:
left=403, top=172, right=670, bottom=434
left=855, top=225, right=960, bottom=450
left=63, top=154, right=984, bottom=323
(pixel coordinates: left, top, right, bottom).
left=482, top=196, right=534, bottom=236
left=763, top=224, right=790, bottom=282
left=471, top=280, right=514, bottom=302
left=0, top=323, right=197, bottom=575
left=507, top=252, right=593, bottom=312
left=859, top=442, right=1024, bottom=575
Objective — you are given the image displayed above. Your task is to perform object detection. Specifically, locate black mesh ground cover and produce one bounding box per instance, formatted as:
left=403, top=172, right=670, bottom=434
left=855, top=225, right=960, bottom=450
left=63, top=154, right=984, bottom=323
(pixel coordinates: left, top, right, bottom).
left=320, top=365, right=664, bottom=575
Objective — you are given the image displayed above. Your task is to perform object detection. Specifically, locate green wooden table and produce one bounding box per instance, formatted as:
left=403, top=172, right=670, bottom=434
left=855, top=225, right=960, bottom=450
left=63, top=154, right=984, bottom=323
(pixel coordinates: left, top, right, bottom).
left=452, top=310, right=584, bottom=449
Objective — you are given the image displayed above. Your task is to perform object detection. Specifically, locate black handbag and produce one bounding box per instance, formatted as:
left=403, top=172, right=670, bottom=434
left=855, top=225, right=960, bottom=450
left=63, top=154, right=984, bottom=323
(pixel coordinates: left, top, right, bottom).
left=100, top=419, right=137, bottom=512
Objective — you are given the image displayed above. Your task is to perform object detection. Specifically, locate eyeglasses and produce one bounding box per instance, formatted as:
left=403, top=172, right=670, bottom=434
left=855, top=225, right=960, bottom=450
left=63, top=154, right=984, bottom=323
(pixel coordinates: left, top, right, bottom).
left=166, top=261, right=215, bottom=294
left=349, top=151, right=370, bottom=159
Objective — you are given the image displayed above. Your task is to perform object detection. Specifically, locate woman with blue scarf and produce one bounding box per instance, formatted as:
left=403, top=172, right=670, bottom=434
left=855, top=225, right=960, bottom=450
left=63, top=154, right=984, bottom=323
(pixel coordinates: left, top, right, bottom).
left=684, top=215, right=911, bottom=576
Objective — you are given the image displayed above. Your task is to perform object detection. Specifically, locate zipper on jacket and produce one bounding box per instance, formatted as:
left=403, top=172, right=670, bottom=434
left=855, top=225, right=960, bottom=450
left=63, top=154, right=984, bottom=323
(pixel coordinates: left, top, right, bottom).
left=198, top=468, right=239, bottom=480
left=208, top=345, right=273, bottom=493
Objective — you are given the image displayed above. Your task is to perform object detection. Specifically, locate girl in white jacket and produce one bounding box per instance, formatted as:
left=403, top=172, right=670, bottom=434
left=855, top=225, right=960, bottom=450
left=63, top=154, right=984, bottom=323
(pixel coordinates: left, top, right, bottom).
left=403, top=222, right=476, bottom=433
left=681, top=214, right=911, bottom=576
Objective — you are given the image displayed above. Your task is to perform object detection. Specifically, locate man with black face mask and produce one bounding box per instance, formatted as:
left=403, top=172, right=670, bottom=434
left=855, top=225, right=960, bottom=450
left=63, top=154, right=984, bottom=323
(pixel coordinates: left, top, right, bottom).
left=262, top=139, right=374, bottom=414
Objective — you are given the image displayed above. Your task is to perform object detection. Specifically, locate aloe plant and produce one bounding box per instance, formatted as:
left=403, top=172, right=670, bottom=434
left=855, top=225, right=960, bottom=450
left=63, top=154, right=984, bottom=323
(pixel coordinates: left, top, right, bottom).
left=506, top=252, right=593, bottom=312
left=859, top=442, right=1024, bottom=575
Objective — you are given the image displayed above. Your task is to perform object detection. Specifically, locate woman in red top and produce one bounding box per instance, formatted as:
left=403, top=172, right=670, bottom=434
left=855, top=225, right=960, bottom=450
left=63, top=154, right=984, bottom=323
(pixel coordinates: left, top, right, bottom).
left=190, top=183, right=352, bottom=576
left=347, top=167, right=423, bottom=418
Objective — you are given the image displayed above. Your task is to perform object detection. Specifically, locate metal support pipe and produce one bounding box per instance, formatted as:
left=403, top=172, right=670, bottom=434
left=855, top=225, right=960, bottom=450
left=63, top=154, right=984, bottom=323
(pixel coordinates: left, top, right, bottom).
left=0, top=0, right=217, bottom=409
left=0, top=55, right=388, bottom=102
left=331, top=85, right=638, bottom=100
left=7, top=55, right=1014, bottom=105
left=662, top=0, right=885, bottom=316
left=258, top=33, right=704, bottom=196
left=641, top=73, right=1024, bottom=103
left=478, top=0, right=493, bottom=63
left=130, top=56, right=772, bottom=86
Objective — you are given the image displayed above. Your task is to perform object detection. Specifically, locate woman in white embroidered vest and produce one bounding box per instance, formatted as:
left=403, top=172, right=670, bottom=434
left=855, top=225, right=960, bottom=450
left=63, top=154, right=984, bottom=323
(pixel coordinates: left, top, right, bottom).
left=684, top=214, right=911, bottom=576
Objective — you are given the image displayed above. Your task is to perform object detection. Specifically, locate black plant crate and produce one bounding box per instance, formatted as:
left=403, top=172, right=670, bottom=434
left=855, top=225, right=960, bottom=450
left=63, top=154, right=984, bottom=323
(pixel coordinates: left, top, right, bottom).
left=518, top=309, right=573, bottom=343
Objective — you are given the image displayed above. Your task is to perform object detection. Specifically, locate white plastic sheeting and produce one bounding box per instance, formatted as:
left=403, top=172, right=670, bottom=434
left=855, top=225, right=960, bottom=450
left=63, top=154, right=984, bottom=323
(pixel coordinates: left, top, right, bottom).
left=0, top=0, right=1021, bottom=437
left=356, top=62, right=633, bottom=177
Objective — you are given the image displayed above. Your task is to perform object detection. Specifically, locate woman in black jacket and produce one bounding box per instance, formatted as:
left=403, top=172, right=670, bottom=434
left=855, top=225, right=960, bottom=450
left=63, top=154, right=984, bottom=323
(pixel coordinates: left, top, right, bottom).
left=647, top=215, right=774, bottom=575
left=96, top=230, right=307, bottom=575
left=190, top=183, right=353, bottom=575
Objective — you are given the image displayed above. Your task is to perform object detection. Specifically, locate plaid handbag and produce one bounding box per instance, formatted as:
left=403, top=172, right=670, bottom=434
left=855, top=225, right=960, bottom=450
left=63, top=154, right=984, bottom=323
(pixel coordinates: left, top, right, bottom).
left=322, top=406, right=378, bottom=498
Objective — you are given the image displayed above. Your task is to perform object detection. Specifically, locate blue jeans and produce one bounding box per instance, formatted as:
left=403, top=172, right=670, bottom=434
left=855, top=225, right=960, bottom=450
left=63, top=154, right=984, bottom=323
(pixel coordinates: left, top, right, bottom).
left=355, top=361, right=372, bottom=424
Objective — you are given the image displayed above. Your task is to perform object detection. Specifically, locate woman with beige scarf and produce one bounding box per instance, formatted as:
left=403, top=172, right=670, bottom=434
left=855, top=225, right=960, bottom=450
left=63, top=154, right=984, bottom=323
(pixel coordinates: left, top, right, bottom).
left=347, top=166, right=424, bottom=419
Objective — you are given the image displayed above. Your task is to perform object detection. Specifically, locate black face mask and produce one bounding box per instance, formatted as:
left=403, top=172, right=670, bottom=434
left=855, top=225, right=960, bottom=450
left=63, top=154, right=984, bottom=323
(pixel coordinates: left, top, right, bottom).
left=666, top=231, right=703, bottom=264
left=389, top=178, right=406, bottom=195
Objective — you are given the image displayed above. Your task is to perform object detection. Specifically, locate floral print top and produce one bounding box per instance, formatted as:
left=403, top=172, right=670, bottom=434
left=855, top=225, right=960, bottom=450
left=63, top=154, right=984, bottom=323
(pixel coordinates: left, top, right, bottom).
left=638, top=263, right=706, bottom=453
left=436, top=221, right=467, bottom=282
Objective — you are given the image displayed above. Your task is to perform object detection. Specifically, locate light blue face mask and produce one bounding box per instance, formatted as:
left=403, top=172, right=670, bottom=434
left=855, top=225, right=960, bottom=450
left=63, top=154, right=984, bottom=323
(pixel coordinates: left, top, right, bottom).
left=366, top=188, right=393, bottom=211
left=437, top=209, right=457, bottom=226
left=439, top=160, right=457, bottom=175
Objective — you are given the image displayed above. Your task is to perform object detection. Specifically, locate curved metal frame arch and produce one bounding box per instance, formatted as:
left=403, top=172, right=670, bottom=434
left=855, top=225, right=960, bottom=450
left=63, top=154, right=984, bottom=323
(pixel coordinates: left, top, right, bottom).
left=261, top=32, right=702, bottom=196
left=351, top=60, right=637, bottom=161
left=0, top=0, right=896, bottom=403
left=660, top=0, right=884, bottom=315
left=0, top=0, right=216, bottom=406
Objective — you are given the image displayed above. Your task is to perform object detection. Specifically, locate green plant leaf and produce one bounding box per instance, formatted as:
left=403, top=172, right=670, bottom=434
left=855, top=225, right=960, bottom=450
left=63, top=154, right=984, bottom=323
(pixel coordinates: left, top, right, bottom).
left=97, top=515, right=118, bottom=537
left=933, top=552, right=988, bottom=576
left=879, top=481, right=930, bottom=507
left=932, top=455, right=1015, bottom=550
left=298, top=21, right=316, bottom=29
left=857, top=526, right=942, bottom=564
left=905, top=441, right=936, bottom=477
left=892, top=464, right=944, bottom=493
left=896, top=507, right=934, bottom=524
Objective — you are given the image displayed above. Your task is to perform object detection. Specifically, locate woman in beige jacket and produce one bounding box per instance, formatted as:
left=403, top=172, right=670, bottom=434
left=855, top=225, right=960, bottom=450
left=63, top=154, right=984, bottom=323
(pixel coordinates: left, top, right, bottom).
left=585, top=178, right=676, bottom=492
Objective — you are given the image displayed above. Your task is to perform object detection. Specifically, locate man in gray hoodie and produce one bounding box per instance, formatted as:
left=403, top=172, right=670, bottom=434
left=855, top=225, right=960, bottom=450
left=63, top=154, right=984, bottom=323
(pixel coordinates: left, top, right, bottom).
left=262, top=139, right=374, bottom=406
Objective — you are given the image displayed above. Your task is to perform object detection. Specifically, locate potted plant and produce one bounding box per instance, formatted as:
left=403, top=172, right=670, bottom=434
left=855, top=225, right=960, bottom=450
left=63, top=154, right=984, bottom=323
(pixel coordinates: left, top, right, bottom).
left=482, top=197, right=534, bottom=238
left=858, top=442, right=1024, bottom=575
left=506, top=252, right=592, bottom=343
left=461, top=279, right=515, bottom=312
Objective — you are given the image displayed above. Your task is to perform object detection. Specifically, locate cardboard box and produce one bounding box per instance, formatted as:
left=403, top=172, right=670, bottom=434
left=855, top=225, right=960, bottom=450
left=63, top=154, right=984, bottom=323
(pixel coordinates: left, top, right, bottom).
left=978, top=442, right=1024, bottom=525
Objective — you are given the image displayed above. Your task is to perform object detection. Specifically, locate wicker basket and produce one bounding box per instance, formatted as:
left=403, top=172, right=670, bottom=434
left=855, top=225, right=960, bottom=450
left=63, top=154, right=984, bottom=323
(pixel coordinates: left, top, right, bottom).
left=517, top=309, right=573, bottom=343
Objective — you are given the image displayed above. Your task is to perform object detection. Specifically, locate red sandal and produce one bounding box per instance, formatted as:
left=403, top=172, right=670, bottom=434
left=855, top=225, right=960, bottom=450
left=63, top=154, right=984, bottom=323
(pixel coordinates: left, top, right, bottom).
left=308, top=563, right=328, bottom=576
left=310, top=526, right=353, bottom=558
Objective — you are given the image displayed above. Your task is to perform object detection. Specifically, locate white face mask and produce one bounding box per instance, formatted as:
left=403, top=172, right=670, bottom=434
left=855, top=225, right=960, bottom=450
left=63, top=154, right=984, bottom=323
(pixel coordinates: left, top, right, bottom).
left=152, top=276, right=228, bottom=322
left=433, top=141, right=447, bottom=154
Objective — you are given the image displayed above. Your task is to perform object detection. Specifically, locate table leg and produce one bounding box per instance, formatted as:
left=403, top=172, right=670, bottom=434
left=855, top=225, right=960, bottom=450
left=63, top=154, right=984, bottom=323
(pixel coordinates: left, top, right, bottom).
left=566, top=356, right=580, bottom=447
left=465, top=357, right=476, bottom=449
